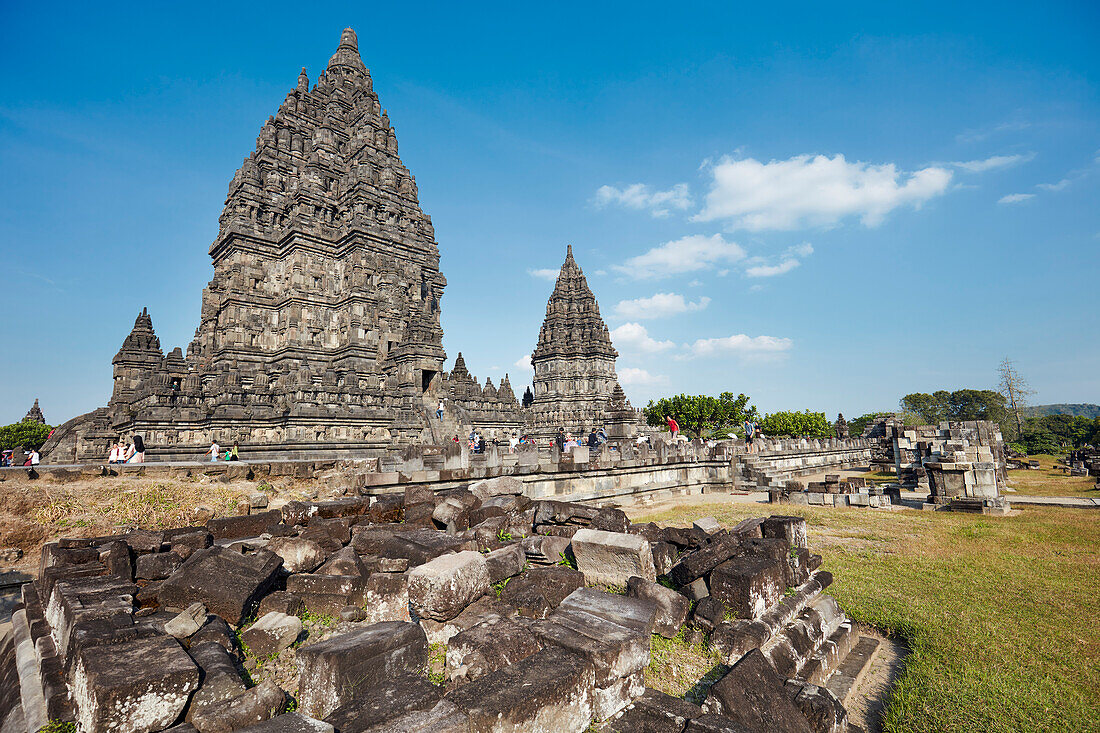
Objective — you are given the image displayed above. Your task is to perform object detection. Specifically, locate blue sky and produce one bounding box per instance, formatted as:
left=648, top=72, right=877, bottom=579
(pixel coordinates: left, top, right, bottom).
left=1, top=1, right=1097, bottom=425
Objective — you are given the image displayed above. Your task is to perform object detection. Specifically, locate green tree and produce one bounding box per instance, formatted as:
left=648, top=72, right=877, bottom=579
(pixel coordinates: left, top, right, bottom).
left=946, top=389, right=1009, bottom=423
left=900, top=391, right=951, bottom=424
left=759, top=410, right=833, bottom=438
left=643, top=392, right=758, bottom=440
left=0, top=422, right=53, bottom=451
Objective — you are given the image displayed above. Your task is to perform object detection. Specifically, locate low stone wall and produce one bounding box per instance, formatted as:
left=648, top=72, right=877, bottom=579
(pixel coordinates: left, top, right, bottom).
left=3, top=437, right=881, bottom=509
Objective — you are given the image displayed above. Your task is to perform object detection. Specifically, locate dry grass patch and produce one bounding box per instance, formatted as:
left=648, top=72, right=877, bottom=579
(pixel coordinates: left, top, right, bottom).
left=1004, top=454, right=1099, bottom=498
left=645, top=629, right=723, bottom=704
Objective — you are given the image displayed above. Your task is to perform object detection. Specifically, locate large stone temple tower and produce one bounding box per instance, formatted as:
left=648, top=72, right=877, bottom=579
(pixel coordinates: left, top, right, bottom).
left=528, top=246, right=621, bottom=437
left=43, top=29, right=520, bottom=462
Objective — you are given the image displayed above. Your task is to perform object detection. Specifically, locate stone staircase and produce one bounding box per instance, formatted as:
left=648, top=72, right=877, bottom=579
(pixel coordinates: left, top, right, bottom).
left=420, top=397, right=468, bottom=445
left=711, top=570, right=885, bottom=731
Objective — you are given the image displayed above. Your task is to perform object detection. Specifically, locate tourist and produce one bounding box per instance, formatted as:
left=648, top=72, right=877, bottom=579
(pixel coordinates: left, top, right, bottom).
left=555, top=428, right=566, bottom=453
left=452, top=434, right=460, bottom=444
left=205, top=440, right=220, bottom=462
left=127, top=435, right=145, bottom=463
left=587, top=429, right=600, bottom=449
left=665, top=415, right=679, bottom=439
left=597, top=427, right=608, bottom=444
left=108, top=442, right=121, bottom=464
left=744, top=419, right=756, bottom=453
left=0, top=450, right=11, bottom=467
left=28, top=448, right=40, bottom=466
left=122, top=442, right=135, bottom=462
left=228, top=442, right=240, bottom=461
left=509, top=433, right=519, bottom=453
left=437, top=399, right=445, bottom=420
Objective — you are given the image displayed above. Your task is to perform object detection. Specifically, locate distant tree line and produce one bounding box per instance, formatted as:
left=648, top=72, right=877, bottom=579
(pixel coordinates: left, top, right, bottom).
left=0, top=422, right=53, bottom=451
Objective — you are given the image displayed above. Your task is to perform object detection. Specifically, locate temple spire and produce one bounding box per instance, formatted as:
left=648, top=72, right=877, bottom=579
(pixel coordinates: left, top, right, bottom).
left=327, top=27, right=367, bottom=74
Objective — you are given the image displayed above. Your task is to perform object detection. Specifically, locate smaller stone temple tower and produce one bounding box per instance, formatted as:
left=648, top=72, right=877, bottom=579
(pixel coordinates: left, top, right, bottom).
left=23, top=399, right=46, bottom=424
left=528, top=246, right=621, bottom=437
left=110, top=308, right=165, bottom=407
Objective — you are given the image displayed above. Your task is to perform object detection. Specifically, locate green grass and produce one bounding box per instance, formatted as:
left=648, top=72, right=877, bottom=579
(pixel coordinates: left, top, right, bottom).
left=632, top=502, right=1100, bottom=732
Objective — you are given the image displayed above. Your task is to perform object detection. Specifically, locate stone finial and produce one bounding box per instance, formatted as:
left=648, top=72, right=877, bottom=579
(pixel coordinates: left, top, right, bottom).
left=22, top=399, right=46, bottom=424
left=297, top=67, right=309, bottom=92
left=327, top=27, right=367, bottom=74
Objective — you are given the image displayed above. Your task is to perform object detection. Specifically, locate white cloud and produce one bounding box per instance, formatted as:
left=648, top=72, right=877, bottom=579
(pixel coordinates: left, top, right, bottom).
left=694, top=154, right=953, bottom=230
left=528, top=268, right=559, bottom=281
left=593, top=269, right=607, bottom=276
left=614, top=234, right=746, bottom=280
left=617, top=367, right=668, bottom=387
left=594, top=183, right=692, bottom=218
left=613, top=293, right=711, bottom=320
left=998, top=193, right=1035, bottom=204
left=951, top=152, right=1035, bottom=172
left=514, top=354, right=533, bottom=371
left=489, top=365, right=500, bottom=371
left=687, top=279, right=702, bottom=287
left=744, top=242, right=814, bottom=278
left=955, top=120, right=1031, bottom=144
left=610, top=322, right=676, bottom=353
left=745, top=259, right=800, bottom=278
left=1037, top=179, right=1071, bottom=192
left=687, top=334, right=793, bottom=358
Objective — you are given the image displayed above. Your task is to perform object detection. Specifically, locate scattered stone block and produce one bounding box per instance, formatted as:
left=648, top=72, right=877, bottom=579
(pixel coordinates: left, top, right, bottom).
left=190, top=680, right=285, bottom=733
left=625, top=577, right=689, bottom=638
left=258, top=591, right=305, bottom=618
left=761, top=517, right=808, bottom=550
left=159, top=546, right=283, bottom=625
left=285, top=574, right=366, bottom=615
left=408, top=550, right=490, bottom=622
left=607, top=688, right=702, bottom=732
left=703, top=648, right=812, bottom=732
left=693, top=517, right=722, bottom=535
left=325, top=672, right=454, bottom=731
left=136, top=551, right=184, bottom=581
left=71, top=634, right=200, bottom=733
left=667, top=533, right=741, bottom=588
left=484, top=544, right=525, bottom=584
left=709, top=556, right=786, bottom=620
left=206, top=510, right=283, bottom=541
left=296, top=621, right=428, bottom=718
left=314, top=546, right=367, bottom=577
left=446, top=646, right=596, bottom=732
left=446, top=617, right=544, bottom=687
left=165, top=602, right=207, bottom=638
left=361, top=572, right=411, bottom=624
left=469, top=476, right=523, bottom=501
left=186, top=640, right=247, bottom=717
left=571, top=528, right=656, bottom=587
left=240, top=612, right=302, bottom=657
left=266, top=537, right=327, bottom=573
left=235, top=713, right=333, bottom=733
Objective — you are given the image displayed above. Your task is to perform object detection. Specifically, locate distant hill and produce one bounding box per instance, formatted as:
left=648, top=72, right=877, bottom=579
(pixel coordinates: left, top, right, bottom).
left=1021, top=404, right=1100, bottom=419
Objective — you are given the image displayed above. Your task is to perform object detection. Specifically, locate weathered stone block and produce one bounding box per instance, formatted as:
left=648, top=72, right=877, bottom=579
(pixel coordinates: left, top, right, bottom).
left=266, top=537, right=327, bottom=573
left=186, top=640, right=247, bottom=718
left=360, top=572, right=411, bottom=624
left=190, top=680, right=285, bottom=733
left=285, top=574, right=365, bottom=615
left=709, top=556, right=786, bottom=620
left=446, top=617, right=544, bottom=687
left=159, top=546, right=283, bottom=625
left=71, top=634, right=199, bottom=733
left=296, top=621, right=428, bottom=718
left=625, top=576, right=689, bottom=638
left=408, top=550, right=490, bottom=622
left=607, top=688, right=702, bottom=732
left=484, top=544, right=525, bottom=584
left=206, top=510, right=282, bottom=541
left=445, top=646, right=595, bottom=732
left=571, top=528, right=656, bottom=587
left=703, top=648, right=812, bottom=732
left=240, top=612, right=302, bottom=657
left=760, top=517, right=808, bottom=550
left=135, top=551, right=183, bottom=581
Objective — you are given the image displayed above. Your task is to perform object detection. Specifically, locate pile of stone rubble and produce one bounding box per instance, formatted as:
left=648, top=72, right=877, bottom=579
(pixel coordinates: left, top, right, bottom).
left=2, top=477, right=882, bottom=732
left=769, top=475, right=898, bottom=508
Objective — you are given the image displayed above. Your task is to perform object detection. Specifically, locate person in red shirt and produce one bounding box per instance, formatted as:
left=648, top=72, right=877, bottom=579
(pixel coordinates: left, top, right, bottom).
left=665, top=415, right=679, bottom=438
